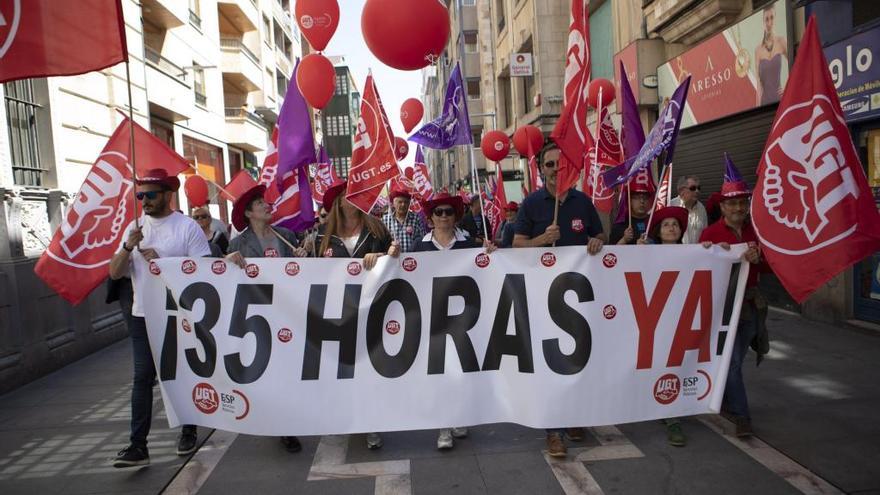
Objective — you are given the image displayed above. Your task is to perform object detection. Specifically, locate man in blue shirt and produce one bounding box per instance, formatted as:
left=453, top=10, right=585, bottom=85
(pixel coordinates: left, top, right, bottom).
left=513, top=143, right=605, bottom=458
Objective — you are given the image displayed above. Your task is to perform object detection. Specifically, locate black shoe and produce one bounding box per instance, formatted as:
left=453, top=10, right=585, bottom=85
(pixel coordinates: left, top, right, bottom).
left=113, top=444, right=149, bottom=468
left=280, top=436, right=302, bottom=453
left=176, top=432, right=198, bottom=455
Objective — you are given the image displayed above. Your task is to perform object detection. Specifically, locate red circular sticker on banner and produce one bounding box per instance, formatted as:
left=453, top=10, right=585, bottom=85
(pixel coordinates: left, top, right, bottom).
left=654, top=374, right=681, bottom=405
left=347, top=262, right=363, bottom=275
left=264, top=247, right=279, bottom=258
left=192, top=382, right=219, bottom=414
left=475, top=253, right=490, bottom=268
left=541, top=252, right=556, bottom=267
left=602, top=253, right=618, bottom=268
left=603, top=305, right=617, bottom=319
left=277, top=328, right=293, bottom=343
left=212, top=260, right=227, bottom=275
left=245, top=264, right=260, bottom=278
left=181, top=259, right=197, bottom=274
left=182, top=319, right=192, bottom=333
left=386, top=320, right=401, bottom=335
left=149, top=261, right=161, bottom=275
left=285, top=261, right=300, bottom=276
left=402, top=257, right=417, bottom=272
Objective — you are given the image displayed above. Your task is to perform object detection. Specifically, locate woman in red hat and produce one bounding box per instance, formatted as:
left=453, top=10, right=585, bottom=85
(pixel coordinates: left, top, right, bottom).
left=414, top=193, right=495, bottom=449
left=223, top=184, right=306, bottom=453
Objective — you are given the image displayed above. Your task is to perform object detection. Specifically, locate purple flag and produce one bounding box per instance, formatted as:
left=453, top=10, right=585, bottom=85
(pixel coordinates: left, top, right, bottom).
left=278, top=60, right=317, bottom=176
left=408, top=63, right=472, bottom=149
left=724, top=152, right=744, bottom=182
left=620, top=61, right=645, bottom=159
left=602, top=76, right=690, bottom=189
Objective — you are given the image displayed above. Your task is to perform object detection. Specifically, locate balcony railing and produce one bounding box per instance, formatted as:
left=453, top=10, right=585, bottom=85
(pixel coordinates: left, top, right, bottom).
left=225, top=107, right=267, bottom=128
left=220, top=38, right=260, bottom=65
left=275, top=47, right=291, bottom=74
left=144, top=46, right=188, bottom=84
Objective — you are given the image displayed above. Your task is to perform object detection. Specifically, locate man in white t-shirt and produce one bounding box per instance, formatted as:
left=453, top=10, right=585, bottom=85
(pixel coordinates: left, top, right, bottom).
left=108, top=168, right=211, bottom=468
left=670, top=175, right=708, bottom=244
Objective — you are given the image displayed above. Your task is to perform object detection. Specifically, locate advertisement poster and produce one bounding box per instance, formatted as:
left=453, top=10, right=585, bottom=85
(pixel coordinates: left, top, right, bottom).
left=657, top=0, right=789, bottom=129
left=824, top=26, right=880, bottom=123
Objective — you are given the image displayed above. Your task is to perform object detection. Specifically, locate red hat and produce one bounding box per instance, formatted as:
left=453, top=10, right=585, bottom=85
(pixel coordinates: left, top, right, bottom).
left=652, top=206, right=689, bottom=234
left=720, top=181, right=751, bottom=199
left=629, top=180, right=656, bottom=195
left=424, top=192, right=465, bottom=220
left=323, top=180, right=347, bottom=212
left=231, top=185, right=266, bottom=231
left=136, top=168, right=180, bottom=191
left=389, top=188, right=412, bottom=202
left=504, top=201, right=519, bottom=212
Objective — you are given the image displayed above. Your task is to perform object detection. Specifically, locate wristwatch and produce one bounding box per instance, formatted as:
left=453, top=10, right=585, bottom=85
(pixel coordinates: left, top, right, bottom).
left=123, top=243, right=134, bottom=252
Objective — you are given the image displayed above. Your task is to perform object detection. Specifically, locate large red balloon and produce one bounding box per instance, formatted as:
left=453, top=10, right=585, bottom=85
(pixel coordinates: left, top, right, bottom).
left=295, top=0, right=340, bottom=52
left=400, top=98, right=424, bottom=133
left=588, top=78, right=616, bottom=109
left=394, top=137, right=410, bottom=161
left=362, top=0, right=450, bottom=70
left=481, top=130, right=510, bottom=162
left=184, top=175, right=209, bottom=207
left=296, top=53, right=335, bottom=110
left=513, top=125, right=544, bottom=158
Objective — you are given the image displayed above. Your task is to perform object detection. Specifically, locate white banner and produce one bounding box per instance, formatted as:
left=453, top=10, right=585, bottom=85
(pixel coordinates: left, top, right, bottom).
left=141, top=245, right=749, bottom=436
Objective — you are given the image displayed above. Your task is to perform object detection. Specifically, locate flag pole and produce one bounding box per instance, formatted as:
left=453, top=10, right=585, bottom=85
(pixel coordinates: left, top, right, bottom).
left=645, top=163, right=667, bottom=236
left=124, top=60, right=140, bottom=231
left=468, top=143, right=491, bottom=242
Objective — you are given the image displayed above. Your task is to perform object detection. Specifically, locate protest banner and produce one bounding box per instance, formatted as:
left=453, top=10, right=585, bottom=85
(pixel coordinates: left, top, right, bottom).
left=141, top=245, right=749, bottom=436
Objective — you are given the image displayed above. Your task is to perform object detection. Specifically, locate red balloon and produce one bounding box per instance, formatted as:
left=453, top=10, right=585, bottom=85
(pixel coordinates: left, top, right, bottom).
left=403, top=167, right=415, bottom=180
left=362, top=0, right=450, bottom=70
left=296, top=53, right=335, bottom=110
left=481, top=130, right=510, bottom=162
left=513, top=125, right=544, bottom=158
left=184, top=175, right=209, bottom=207
left=295, top=0, right=340, bottom=52
left=588, top=78, right=616, bottom=109
left=394, top=137, right=410, bottom=160
left=400, top=98, right=424, bottom=134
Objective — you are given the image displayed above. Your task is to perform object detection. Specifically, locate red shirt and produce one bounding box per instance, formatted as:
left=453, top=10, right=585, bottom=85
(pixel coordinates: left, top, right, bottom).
left=699, top=219, right=768, bottom=288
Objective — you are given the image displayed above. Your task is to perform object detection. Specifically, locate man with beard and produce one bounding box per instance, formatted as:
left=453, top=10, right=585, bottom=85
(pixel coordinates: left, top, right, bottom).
left=109, top=169, right=211, bottom=467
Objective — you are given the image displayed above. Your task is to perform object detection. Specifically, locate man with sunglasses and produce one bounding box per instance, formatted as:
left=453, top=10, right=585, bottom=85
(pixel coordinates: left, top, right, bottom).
left=670, top=175, right=708, bottom=244
left=109, top=169, right=211, bottom=467
left=512, top=143, right=605, bottom=458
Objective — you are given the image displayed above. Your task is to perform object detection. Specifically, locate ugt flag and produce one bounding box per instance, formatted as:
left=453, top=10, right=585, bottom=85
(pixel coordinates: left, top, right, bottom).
left=412, top=146, right=434, bottom=200
left=33, top=118, right=189, bottom=304
left=0, top=0, right=128, bottom=83
left=602, top=76, right=690, bottom=190
left=551, top=0, right=592, bottom=193
left=346, top=74, right=399, bottom=213
left=409, top=63, right=472, bottom=149
left=751, top=16, right=880, bottom=303
left=311, top=145, right=338, bottom=205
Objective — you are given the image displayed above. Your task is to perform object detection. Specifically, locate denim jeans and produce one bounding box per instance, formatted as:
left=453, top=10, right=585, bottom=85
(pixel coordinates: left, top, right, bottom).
left=128, top=316, right=195, bottom=447
left=723, top=316, right=759, bottom=420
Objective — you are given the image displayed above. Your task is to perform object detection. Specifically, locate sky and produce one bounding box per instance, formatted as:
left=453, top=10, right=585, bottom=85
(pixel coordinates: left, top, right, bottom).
left=321, top=0, right=425, bottom=168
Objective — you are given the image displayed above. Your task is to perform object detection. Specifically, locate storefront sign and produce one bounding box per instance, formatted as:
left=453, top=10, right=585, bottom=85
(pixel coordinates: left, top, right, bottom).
left=824, top=26, right=880, bottom=122
left=614, top=39, right=666, bottom=107
left=657, top=0, right=789, bottom=128
left=615, top=42, right=640, bottom=105
left=511, top=53, right=533, bottom=77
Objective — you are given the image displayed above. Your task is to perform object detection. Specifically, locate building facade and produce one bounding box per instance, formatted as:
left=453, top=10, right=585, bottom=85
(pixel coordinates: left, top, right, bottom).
left=320, top=57, right=360, bottom=180
left=0, top=0, right=302, bottom=392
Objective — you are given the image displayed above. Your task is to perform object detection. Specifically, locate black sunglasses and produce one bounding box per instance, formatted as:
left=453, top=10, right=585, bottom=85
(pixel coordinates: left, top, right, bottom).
left=542, top=160, right=557, bottom=169
left=433, top=207, right=456, bottom=217
left=136, top=191, right=161, bottom=201
left=192, top=214, right=210, bottom=220
left=687, top=185, right=701, bottom=191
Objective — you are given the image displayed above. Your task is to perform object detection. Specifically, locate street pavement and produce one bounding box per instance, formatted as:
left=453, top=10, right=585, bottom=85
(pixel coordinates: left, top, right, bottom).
left=0, top=309, right=877, bottom=495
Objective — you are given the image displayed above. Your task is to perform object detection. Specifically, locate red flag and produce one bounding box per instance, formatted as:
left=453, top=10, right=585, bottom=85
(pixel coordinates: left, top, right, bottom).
left=346, top=75, right=399, bottom=213
left=259, top=127, right=282, bottom=204
left=751, top=17, right=880, bottom=303
left=270, top=166, right=313, bottom=231
left=311, top=151, right=338, bottom=205
left=0, top=0, right=127, bottom=83
left=550, top=0, right=592, bottom=193
left=33, top=118, right=189, bottom=304
left=412, top=151, right=434, bottom=200
left=493, top=162, right=509, bottom=207
left=222, top=170, right=258, bottom=202
left=645, top=165, right=672, bottom=233
left=583, top=108, right=621, bottom=213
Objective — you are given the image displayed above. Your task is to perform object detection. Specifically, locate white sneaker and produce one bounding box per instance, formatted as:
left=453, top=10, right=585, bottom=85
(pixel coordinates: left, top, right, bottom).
left=437, top=429, right=453, bottom=450
left=451, top=427, right=468, bottom=438
left=366, top=432, right=383, bottom=450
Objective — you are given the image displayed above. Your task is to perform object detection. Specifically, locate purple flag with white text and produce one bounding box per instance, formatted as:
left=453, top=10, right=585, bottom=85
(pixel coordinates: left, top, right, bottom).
left=408, top=63, right=472, bottom=149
